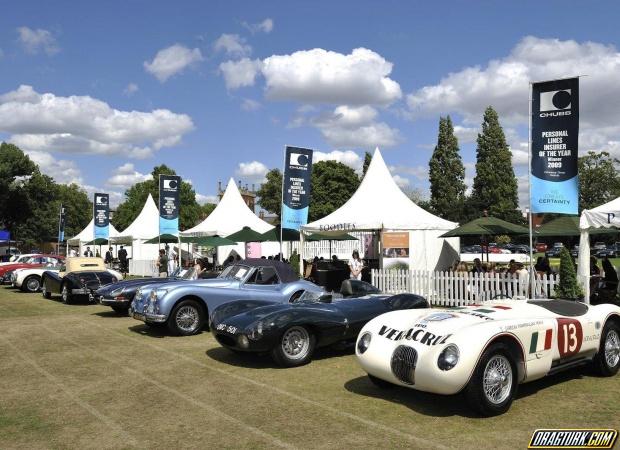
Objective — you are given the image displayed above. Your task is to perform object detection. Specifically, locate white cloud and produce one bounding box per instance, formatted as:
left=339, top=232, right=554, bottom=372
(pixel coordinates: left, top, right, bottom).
left=0, top=85, right=194, bottom=159
left=236, top=160, right=268, bottom=181
left=390, top=164, right=428, bottom=181
left=241, top=98, right=261, bottom=111
left=261, top=48, right=402, bottom=105
left=196, top=193, right=219, bottom=205
left=219, top=58, right=263, bottom=89
left=392, top=174, right=410, bottom=188
left=213, top=34, right=251, bottom=57
left=242, top=18, right=274, bottom=34
left=26, top=150, right=82, bottom=184
left=144, top=44, right=204, bottom=82
left=123, top=83, right=139, bottom=96
left=106, top=163, right=150, bottom=189
left=313, top=150, right=362, bottom=170
left=453, top=125, right=478, bottom=144
left=511, top=148, right=529, bottom=166
left=17, top=27, right=59, bottom=55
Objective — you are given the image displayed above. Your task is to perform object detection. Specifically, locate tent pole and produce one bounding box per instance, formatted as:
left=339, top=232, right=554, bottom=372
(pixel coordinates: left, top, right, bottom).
left=527, top=82, right=536, bottom=299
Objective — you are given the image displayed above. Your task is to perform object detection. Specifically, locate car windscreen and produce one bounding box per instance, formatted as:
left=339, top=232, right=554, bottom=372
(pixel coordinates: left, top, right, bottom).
left=218, top=264, right=251, bottom=281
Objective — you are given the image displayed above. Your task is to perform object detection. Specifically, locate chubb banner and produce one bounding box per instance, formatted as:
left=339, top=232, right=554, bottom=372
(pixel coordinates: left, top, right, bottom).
left=159, top=175, right=181, bottom=235
left=281, top=146, right=313, bottom=231
left=93, top=193, right=109, bottom=240
left=531, top=77, right=579, bottom=214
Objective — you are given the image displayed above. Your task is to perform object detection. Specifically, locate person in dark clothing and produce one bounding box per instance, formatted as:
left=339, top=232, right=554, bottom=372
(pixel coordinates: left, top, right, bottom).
left=602, top=257, right=619, bottom=290
left=84, top=247, right=93, bottom=257
left=104, top=247, right=113, bottom=266
left=118, top=245, right=128, bottom=274
left=157, top=249, right=168, bottom=277
left=471, top=258, right=485, bottom=274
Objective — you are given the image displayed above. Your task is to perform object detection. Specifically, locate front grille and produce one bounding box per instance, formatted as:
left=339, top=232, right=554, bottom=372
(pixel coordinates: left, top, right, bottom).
left=391, top=345, right=417, bottom=385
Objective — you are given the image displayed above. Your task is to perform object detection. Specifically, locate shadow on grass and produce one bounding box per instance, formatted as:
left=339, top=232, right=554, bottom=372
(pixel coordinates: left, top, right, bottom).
left=344, top=365, right=594, bottom=418
left=91, top=310, right=129, bottom=318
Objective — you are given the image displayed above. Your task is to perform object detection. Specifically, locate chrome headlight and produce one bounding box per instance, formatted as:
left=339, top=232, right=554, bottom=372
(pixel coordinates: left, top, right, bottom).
left=247, top=321, right=264, bottom=341
left=237, top=335, right=250, bottom=349
left=357, top=332, right=372, bottom=354
left=110, top=286, right=125, bottom=297
left=149, top=288, right=168, bottom=303
left=437, top=344, right=460, bottom=371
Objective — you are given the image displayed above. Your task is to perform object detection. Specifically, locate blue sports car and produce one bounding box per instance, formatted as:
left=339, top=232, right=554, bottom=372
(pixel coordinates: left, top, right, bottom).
left=131, top=259, right=324, bottom=336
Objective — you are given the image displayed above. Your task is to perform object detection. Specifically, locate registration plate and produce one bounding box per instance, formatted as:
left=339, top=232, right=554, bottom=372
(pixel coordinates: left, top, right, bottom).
left=216, top=323, right=237, bottom=334
left=133, top=312, right=146, bottom=321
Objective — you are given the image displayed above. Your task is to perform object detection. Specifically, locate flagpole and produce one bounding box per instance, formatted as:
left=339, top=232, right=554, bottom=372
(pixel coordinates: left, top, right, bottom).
left=528, top=82, right=536, bottom=299
left=57, top=204, right=62, bottom=256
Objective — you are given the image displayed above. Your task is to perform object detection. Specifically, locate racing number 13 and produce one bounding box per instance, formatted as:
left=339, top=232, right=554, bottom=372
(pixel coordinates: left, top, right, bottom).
left=556, top=318, right=583, bottom=358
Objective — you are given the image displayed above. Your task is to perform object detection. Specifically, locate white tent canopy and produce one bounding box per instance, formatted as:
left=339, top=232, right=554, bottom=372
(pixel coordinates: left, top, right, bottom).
left=111, top=193, right=161, bottom=260
left=67, top=219, right=120, bottom=245
left=578, top=196, right=620, bottom=301
left=302, top=148, right=459, bottom=271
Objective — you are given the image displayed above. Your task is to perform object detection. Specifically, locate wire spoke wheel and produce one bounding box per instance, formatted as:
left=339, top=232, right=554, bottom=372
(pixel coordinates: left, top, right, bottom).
left=26, top=277, right=40, bottom=292
left=605, top=330, right=620, bottom=368
left=281, top=326, right=310, bottom=360
left=175, top=305, right=200, bottom=333
left=482, top=354, right=513, bottom=405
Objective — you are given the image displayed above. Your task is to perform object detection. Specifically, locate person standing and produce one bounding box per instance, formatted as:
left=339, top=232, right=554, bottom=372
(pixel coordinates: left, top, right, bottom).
left=104, top=247, right=113, bottom=267
left=157, top=249, right=169, bottom=278
left=348, top=250, right=363, bottom=280
left=84, top=247, right=93, bottom=257
left=69, top=248, right=77, bottom=257
left=166, top=244, right=177, bottom=275
left=118, top=245, right=128, bottom=275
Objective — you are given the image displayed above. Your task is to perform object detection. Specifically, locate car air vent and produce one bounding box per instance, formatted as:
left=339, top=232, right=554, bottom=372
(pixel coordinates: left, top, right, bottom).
left=391, top=345, right=417, bottom=385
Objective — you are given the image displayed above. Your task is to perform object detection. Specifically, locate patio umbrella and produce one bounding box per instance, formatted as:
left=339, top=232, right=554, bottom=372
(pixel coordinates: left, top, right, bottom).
left=258, top=225, right=300, bottom=242
left=144, top=233, right=180, bottom=244
left=535, top=216, right=616, bottom=237
left=85, top=238, right=110, bottom=245
left=184, top=235, right=236, bottom=247
left=305, top=232, right=358, bottom=257
left=226, top=226, right=265, bottom=243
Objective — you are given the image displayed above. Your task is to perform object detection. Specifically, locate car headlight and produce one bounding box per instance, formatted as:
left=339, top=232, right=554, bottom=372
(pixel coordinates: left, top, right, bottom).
left=246, top=321, right=264, bottom=341
left=437, top=344, right=459, bottom=371
left=149, top=288, right=168, bottom=303
left=237, top=335, right=250, bottom=349
left=110, top=286, right=125, bottom=297
left=357, top=332, right=372, bottom=354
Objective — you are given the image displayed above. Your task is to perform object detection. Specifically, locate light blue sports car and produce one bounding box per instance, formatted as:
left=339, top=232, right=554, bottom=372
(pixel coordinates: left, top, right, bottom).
left=131, top=259, right=324, bottom=335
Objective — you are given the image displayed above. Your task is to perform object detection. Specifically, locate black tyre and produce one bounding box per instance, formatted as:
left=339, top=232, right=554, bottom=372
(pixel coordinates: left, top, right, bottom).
left=593, top=321, right=620, bottom=376
left=111, top=306, right=129, bottom=316
left=464, top=343, right=517, bottom=416
left=41, top=279, right=52, bottom=299
left=271, top=326, right=316, bottom=367
left=167, top=299, right=205, bottom=336
left=22, top=275, right=41, bottom=293
left=61, top=284, right=72, bottom=304
left=368, top=374, right=395, bottom=389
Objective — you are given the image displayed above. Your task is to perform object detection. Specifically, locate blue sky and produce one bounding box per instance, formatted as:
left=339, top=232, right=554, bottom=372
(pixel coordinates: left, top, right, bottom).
left=2, top=1, right=620, bottom=209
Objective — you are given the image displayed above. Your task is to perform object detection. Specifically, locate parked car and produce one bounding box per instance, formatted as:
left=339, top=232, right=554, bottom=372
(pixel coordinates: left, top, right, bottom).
left=535, top=243, right=547, bottom=253
left=97, top=266, right=217, bottom=315
left=131, top=259, right=325, bottom=336
left=210, top=280, right=429, bottom=367
left=356, top=299, right=620, bottom=416
left=0, top=253, right=36, bottom=266
left=41, top=257, right=122, bottom=304
left=0, top=254, right=64, bottom=283
left=545, top=247, right=563, bottom=258
left=14, top=261, right=121, bottom=293
left=597, top=245, right=619, bottom=259
left=592, top=242, right=607, bottom=252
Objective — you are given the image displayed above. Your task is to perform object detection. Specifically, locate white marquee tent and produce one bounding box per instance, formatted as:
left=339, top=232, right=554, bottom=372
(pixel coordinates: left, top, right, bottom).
left=578, top=196, right=620, bottom=301
left=111, top=193, right=161, bottom=262
left=302, top=148, right=459, bottom=271
left=66, top=219, right=120, bottom=255
left=182, top=178, right=276, bottom=260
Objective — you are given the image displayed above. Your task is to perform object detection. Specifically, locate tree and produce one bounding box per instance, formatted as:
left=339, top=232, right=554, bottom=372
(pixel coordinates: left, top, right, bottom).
left=256, top=169, right=283, bottom=218
left=578, top=151, right=620, bottom=212
left=429, top=116, right=466, bottom=221
left=554, top=247, right=583, bottom=300
left=198, top=203, right=217, bottom=221
left=469, top=107, right=521, bottom=223
left=309, top=160, right=360, bottom=221
left=113, top=165, right=201, bottom=231
left=361, top=151, right=372, bottom=179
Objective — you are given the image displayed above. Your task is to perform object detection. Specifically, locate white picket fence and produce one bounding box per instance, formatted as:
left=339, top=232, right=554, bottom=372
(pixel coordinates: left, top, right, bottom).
left=372, top=269, right=560, bottom=306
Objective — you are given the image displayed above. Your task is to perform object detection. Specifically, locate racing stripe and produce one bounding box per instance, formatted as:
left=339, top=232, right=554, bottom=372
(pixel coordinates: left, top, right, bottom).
left=529, top=332, right=538, bottom=354
left=544, top=329, right=552, bottom=350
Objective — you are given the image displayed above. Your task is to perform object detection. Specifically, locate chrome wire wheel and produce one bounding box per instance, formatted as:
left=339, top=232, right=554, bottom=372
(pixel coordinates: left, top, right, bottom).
left=175, top=305, right=200, bottom=333
left=41, top=283, right=47, bottom=297
left=605, top=330, right=620, bottom=368
left=281, top=326, right=310, bottom=361
left=482, top=354, right=513, bottom=405
left=26, top=277, right=40, bottom=292
left=61, top=286, right=69, bottom=303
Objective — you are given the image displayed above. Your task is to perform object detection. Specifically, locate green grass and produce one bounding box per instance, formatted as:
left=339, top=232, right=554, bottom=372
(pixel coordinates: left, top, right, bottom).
left=0, top=285, right=619, bottom=449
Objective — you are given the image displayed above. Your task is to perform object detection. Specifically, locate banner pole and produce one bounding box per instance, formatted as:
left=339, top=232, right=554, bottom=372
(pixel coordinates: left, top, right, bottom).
left=56, top=203, right=62, bottom=256
left=279, top=146, right=285, bottom=260
left=528, top=82, right=536, bottom=299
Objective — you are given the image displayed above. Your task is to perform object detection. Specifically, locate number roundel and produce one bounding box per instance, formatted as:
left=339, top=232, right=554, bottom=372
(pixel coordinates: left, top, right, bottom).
left=556, top=318, right=583, bottom=358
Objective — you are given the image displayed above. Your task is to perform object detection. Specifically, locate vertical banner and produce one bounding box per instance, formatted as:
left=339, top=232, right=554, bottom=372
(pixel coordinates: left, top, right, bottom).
left=58, top=204, right=66, bottom=242
left=281, top=146, right=313, bottom=230
left=159, top=175, right=181, bottom=235
left=381, top=231, right=409, bottom=270
left=531, top=77, right=579, bottom=214
left=93, top=193, right=110, bottom=240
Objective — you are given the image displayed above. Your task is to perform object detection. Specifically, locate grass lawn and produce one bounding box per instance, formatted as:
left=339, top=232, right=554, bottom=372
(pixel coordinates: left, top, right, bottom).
left=0, top=286, right=619, bottom=449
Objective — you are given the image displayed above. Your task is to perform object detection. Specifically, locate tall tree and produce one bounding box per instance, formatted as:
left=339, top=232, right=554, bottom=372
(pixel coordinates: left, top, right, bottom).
left=256, top=169, right=283, bottom=218
left=361, top=151, right=372, bottom=179
left=578, top=151, right=620, bottom=212
left=309, top=160, right=360, bottom=221
left=113, top=165, right=201, bottom=231
left=469, top=107, right=521, bottom=223
left=429, top=116, right=466, bottom=221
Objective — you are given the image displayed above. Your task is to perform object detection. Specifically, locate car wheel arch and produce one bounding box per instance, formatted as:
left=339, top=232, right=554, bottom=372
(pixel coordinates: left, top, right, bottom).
left=171, top=296, right=209, bottom=328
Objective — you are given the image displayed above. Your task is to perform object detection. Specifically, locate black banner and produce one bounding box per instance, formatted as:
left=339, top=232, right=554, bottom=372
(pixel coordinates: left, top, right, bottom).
left=94, top=193, right=110, bottom=239
left=281, top=146, right=313, bottom=230
left=159, top=175, right=181, bottom=235
left=531, top=77, right=579, bottom=214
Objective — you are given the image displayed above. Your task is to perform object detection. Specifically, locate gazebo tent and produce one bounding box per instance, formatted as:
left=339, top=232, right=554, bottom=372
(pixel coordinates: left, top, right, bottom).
left=66, top=219, right=120, bottom=255
left=181, top=178, right=276, bottom=260
left=111, top=193, right=161, bottom=261
left=578, top=196, right=620, bottom=301
left=302, top=148, right=459, bottom=272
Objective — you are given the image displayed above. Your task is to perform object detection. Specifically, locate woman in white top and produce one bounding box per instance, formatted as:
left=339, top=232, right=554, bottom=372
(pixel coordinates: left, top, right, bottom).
left=348, top=250, right=363, bottom=280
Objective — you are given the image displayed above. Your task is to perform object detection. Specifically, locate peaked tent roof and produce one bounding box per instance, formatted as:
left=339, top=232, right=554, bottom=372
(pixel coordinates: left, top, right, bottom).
left=67, top=219, right=120, bottom=244
left=303, top=148, right=457, bottom=232
left=580, top=196, right=620, bottom=229
left=114, top=193, right=160, bottom=240
left=181, top=178, right=273, bottom=236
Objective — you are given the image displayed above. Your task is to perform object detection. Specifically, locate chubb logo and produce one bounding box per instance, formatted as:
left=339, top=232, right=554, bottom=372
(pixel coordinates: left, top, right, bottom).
left=95, top=196, right=107, bottom=205
left=539, top=89, right=572, bottom=117
left=289, top=152, right=309, bottom=167
left=163, top=179, right=178, bottom=190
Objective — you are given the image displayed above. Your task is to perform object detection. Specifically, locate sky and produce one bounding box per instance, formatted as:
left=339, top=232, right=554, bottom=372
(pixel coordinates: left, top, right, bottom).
left=1, top=0, right=620, bottom=210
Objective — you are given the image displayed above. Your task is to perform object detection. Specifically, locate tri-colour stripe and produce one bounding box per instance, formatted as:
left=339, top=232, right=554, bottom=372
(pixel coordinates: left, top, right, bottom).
left=529, top=329, right=553, bottom=353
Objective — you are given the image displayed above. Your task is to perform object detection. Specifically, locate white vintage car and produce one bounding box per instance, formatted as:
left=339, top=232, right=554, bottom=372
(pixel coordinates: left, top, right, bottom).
left=355, top=299, right=620, bottom=416
left=14, top=263, right=122, bottom=293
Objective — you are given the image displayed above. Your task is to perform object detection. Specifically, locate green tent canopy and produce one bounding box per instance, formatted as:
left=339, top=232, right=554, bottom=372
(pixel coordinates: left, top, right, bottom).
left=144, top=234, right=180, bottom=244
left=535, top=216, right=617, bottom=237
left=440, top=216, right=529, bottom=238
left=84, top=238, right=110, bottom=245
left=184, top=235, right=236, bottom=247
left=226, top=226, right=265, bottom=243
left=259, top=225, right=300, bottom=242
left=305, top=232, right=358, bottom=241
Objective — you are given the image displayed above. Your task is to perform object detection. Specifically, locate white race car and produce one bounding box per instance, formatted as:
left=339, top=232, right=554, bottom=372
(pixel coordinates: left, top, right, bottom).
left=13, top=265, right=123, bottom=293
left=355, top=299, right=620, bottom=416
